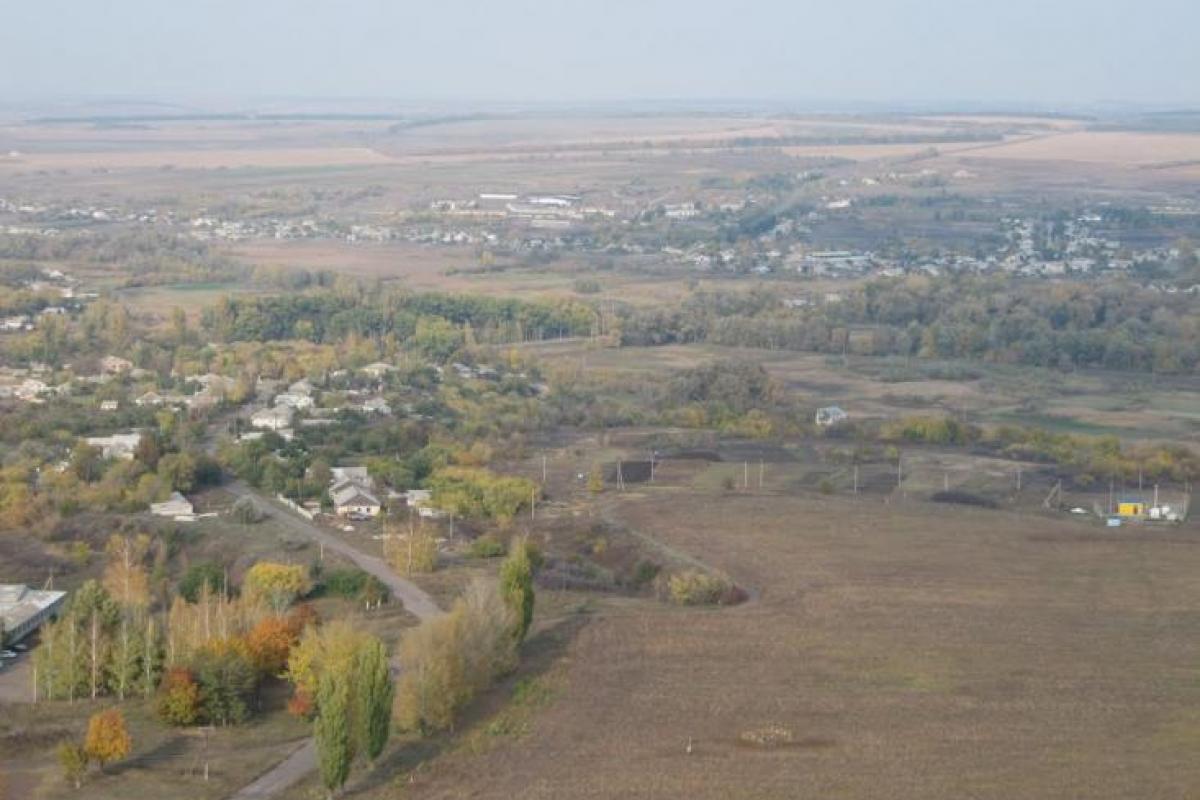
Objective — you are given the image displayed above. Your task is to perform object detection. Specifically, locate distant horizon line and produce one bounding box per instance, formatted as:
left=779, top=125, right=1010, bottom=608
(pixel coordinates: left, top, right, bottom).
left=4, top=94, right=1200, bottom=123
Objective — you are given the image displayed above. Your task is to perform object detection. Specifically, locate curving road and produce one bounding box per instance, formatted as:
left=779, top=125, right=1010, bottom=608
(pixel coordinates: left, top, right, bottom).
left=228, top=481, right=441, bottom=620
left=227, top=480, right=440, bottom=799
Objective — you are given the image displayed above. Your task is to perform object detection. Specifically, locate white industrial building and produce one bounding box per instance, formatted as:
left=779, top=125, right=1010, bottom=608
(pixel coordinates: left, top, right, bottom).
left=0, top=584, right=67, bottom=644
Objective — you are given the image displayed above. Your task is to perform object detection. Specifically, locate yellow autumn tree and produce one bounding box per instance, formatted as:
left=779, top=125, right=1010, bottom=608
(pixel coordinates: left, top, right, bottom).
left=286, top=619, right=371, bottom=698
left=103, top=534, right=152, bottom=612
left=242, top=563, right=311, bottom=612
left=84, top=708, right=131, bottom=770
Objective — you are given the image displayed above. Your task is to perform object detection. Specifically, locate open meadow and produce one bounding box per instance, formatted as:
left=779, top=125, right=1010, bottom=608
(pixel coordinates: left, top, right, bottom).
left=386, top=488, right=1200, bottom=800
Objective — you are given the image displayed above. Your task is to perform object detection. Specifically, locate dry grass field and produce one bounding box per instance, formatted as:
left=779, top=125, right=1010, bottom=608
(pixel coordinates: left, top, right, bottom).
left=231, top=240, right=761, bottom=307
left=390, top=490, right=1200, bottom=799
left=928, top=130, right=1200, bottom=191
left=963, top=131, right=1200, bottom=167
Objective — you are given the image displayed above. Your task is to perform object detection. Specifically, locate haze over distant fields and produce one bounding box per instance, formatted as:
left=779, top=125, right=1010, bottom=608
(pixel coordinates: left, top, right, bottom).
left=1, top=0, right=1198, bottom=109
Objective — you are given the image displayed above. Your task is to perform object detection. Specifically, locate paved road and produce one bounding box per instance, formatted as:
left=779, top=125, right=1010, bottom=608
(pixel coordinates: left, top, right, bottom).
left=228, top=480, right=440, bottom=799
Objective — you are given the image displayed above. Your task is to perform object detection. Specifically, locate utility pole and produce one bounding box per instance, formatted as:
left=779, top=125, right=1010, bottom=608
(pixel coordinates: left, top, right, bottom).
left=759, top=460, right=764, bottom=491
left=617, top=460, right=625, bottom=491
left=944, top=472, right=949, bottom=492
left=542, top=453, right=547, bottom=484
left=744, top=461, right=749, bottom=490
left=202, top=726, right=212, bottom=782
left=853, top=464, right=859, bottom=494
left=531, top=487, right=537, bottom=521
left=1016, top=467, right=1022, bottom=492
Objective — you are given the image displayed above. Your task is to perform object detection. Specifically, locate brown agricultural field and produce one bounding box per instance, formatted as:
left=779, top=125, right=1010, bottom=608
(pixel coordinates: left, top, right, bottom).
left=392, top=490, right=1200, bottom=800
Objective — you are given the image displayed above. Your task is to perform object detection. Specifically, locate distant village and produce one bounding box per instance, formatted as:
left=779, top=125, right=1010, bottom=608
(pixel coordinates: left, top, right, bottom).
left=3, top=179, right=1199, bottom=291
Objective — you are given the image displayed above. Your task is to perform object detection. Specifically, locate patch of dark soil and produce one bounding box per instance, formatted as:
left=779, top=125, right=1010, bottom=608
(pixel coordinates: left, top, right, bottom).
left=716, top=442, right=799, bottom=463
left=604, top=460, right=653, bottom=484
left=664, top=449, right=722, bottom=461
left=931, top=490, right=998, bottom=509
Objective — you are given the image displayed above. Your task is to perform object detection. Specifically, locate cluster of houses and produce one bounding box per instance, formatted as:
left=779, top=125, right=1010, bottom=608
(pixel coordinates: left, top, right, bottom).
left=0, top=195, right=179, bottom=227
left=247, top=367, right=395, bottom=440
left=3, top=355, right=226, bottom=408
left=135, top=372, right=237, bottom=412
left=189, top=215, right=328, bottom=243
left=428, top=192, right=618, bottom=231
left=0, top=363, right=56, bottom=403
left=0, top=268, right=92, bottom=335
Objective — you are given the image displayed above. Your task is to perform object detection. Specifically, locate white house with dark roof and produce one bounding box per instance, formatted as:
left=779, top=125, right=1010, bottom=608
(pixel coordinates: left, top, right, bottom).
left=331, top=482, right=382, bottom=517
left=328, top=466, right=381, bottom=517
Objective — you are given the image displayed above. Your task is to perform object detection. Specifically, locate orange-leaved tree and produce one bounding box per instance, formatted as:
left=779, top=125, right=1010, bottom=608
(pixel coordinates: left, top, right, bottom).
left=83, top=708, right=132, bottom=771
left=246, top=615, right=300, bottom=676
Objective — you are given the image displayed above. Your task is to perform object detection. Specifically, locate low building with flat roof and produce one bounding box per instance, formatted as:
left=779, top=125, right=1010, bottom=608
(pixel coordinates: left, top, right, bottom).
left=0, top=584, right=67, bottom=644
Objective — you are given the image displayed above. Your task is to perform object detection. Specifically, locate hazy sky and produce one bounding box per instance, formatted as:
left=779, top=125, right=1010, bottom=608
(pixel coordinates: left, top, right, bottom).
left=3, top=0, right=1199, bottom=109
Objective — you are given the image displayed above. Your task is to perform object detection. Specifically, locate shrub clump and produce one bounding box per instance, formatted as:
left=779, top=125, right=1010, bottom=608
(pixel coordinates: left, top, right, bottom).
left=665, top=570, right=738, bottom=606
left=468, top=534, right=506, bottom=559
left=231, top=496, right=266, bottom=524
left=738, top=725, right=795, bottom=748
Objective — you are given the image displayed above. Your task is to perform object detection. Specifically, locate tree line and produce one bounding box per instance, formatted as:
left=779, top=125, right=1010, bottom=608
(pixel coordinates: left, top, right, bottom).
left=201, top=289, right=598, bottom=350
left=618, top=277, right=1200, bottom=374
